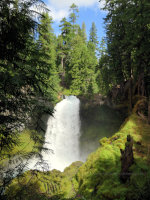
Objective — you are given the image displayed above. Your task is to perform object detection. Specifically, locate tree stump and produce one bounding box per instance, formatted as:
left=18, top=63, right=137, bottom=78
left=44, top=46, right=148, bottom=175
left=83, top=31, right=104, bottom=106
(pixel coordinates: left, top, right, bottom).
left=120, top=135, right=134, bottom=182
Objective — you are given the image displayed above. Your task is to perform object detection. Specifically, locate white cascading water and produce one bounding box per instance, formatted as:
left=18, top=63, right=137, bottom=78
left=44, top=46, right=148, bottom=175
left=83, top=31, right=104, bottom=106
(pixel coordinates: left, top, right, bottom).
left=2, top=96, right=80, bottom=178
left=41, top=95, right=81, bottom=171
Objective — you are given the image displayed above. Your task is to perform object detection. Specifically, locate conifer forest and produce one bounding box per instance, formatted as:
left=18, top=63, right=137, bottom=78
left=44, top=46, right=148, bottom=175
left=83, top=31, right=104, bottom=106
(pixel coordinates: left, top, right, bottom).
left=0, top=0, right=150, bottom=199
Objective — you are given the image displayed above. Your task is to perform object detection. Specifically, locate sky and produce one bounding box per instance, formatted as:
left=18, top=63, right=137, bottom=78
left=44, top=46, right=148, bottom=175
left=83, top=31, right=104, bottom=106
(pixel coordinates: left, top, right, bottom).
left=43, top=0, right=107, bottom=42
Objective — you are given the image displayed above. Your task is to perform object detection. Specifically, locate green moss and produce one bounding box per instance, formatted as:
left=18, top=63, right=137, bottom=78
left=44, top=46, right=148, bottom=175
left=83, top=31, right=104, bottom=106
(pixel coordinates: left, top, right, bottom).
left=5, top=113, right=150, bottom=200
left=76, top=113, right=150, bottom=200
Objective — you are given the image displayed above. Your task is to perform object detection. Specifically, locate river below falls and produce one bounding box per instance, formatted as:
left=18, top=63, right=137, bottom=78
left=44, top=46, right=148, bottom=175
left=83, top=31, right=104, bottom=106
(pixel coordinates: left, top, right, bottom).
left=79, top=102, right=125, bottom=160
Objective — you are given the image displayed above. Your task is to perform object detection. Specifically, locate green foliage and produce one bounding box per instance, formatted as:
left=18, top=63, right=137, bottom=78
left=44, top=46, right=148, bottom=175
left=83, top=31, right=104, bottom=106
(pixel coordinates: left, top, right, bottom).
left=99, top=0, right=150, bottom=95
left=69, top=4, right=79, bottom=27
left=0, top=129, right=45, bottom=197
left=4, top=113, right=150, bottom=200
left=0, top=1, right=60, bottom=196
left=2, top=1, right=150, bottom=199
left=37, top=12, right=61, bottom=101
left=67, top=35, right=98, bottom=95
left=0, top=129, right=44, bottom=165
left=0, top=0, right=52, bottom=153
left=97, top=39, right=112, bottom=95
left=5, top=161, right=83, bottom=200
left=89, top=22, right=98, bottom=48
left=76, top=113, right=150, bottom=200
left=56, top=6, right=101, bottom=96
left=59, top=17, right=72, bottom=49
left=81, top=22, right=87, bottom=42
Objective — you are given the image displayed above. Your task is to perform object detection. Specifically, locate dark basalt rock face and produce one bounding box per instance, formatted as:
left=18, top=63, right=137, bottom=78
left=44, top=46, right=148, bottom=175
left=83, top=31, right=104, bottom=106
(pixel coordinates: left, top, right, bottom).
left=120, top=135, right=134, bottom=182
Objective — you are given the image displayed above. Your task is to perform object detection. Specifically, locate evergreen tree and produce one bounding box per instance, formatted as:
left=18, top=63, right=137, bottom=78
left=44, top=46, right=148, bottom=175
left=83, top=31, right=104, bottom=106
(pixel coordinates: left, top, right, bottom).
left=68, top=35, right=98, bottom=95
left=0, top=0, right=54, bottom=193
left=99, top=0, right=150, bottom=110
left=81, top=22, right=87, bottom=42
left=56, top=35, right=65, bottom=74
left=59, top=17, right=72, bottom=47
left=37, top=12, right=60, bottom=101
left=101, top=0, right=150, bottom=84
left=0, top=0, right=51, bottom=152
left=69, top=3, right=79, bottom=25
left=58, top=17, right=73, bottom=85
left=96, top=38, right=111, bottom=94
left=69, top=3, right=79, bottom=34
left=89, top=22, right=98, bottom=48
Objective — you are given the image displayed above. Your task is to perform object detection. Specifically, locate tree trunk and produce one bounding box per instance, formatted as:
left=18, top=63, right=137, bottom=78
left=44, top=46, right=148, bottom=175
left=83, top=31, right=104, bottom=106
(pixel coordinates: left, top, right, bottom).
left=61, top=57, right=64, bottom=69
left=148, top=97, right=150, bottom=124
left=129, top=78, right=132, bottom=112
left=120, top=135, right=134, bottom=182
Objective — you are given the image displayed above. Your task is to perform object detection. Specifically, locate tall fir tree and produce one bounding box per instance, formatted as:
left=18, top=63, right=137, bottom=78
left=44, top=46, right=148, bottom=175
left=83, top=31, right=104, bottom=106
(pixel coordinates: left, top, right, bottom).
left=69, top=3, right=79, bottom=25
left=58, top=17, right=73, bottom=85
left=81, top=22, right=87, bottom=42
left=68, top=34, right=98, bottom=95
left=99, top=0, right=150, bottom=111
left=37, top=12, right=60, bottom=101
left=89, top=22, right=98, bottom=48
left=0, top=0, right=51, bottom=152
left=69, top=3, right=79, bottom=35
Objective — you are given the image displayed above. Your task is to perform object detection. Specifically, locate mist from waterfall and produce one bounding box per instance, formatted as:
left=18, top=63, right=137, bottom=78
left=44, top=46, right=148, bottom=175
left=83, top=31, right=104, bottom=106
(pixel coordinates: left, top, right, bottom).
left=42, top=95, right=81, bottom=171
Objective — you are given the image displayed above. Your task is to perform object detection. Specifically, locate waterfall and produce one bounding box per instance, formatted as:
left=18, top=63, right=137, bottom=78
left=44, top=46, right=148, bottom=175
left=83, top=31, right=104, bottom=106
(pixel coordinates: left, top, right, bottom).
left=1, top=96, right=81, bottom=179
left=42, top=95, right=81, bottom=171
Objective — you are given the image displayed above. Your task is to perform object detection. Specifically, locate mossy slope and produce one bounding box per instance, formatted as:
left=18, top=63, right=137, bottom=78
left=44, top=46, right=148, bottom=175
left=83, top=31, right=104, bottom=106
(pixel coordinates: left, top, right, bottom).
left=5, top=113, right=150, bottom=200
left=76, top=113, right=150, bottom=200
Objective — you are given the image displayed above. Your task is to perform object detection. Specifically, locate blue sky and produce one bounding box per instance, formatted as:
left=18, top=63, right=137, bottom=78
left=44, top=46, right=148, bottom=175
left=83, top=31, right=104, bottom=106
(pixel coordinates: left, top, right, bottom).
left=43, top=0, right=107, bottom=43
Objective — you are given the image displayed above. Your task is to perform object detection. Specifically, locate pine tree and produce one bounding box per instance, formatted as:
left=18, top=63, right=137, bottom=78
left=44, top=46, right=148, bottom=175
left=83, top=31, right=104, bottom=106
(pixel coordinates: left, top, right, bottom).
left=81, top=22, right=87, bottom=42
left=68, top=35, right=98, bottom=95
left=69, top=3, right=79, bottom=25
left=99, top=0, right=150, bottom=110
left=58, top=17, right=73, bottom=85
left=0, top=0, right=50, bottom=152
left=69, top=3, right=79, bottom=34
left=89, top=22, right=98, bottom=48
left=37, top=12, right=60, bottom=101
left=59, top=17, right=72, bottom=52
left=0, top=0, right=54, bottom=192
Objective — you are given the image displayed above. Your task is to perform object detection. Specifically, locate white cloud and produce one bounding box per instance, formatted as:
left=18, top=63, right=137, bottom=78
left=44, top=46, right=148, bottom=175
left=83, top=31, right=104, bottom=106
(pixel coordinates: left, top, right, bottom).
left=98, top=0, right=106, bottom=9
left=49, top=6, right=69, bottom=22
left=49, top=0, right=98, bottom=9
left=47, top=0, right=106, bottom=22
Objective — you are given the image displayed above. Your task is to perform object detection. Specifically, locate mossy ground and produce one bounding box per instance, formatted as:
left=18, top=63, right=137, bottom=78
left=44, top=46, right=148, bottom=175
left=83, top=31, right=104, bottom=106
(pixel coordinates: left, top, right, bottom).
left=4, top=112, right=150, bottom=200
left=76, top=113, right=150, bottom=200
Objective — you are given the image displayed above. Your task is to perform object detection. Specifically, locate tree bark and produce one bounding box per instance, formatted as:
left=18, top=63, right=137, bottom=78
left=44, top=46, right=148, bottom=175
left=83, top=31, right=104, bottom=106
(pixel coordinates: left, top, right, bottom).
left=129, top=78, right=132, bottom=112
left=148, top=97, right=150, bottom=124
left=120, top=135, right=134, bottom=182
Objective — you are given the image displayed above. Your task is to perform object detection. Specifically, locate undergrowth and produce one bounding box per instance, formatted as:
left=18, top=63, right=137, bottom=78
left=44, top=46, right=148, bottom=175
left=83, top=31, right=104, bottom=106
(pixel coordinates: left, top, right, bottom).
left=3, top=112, right=150, bottom=200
